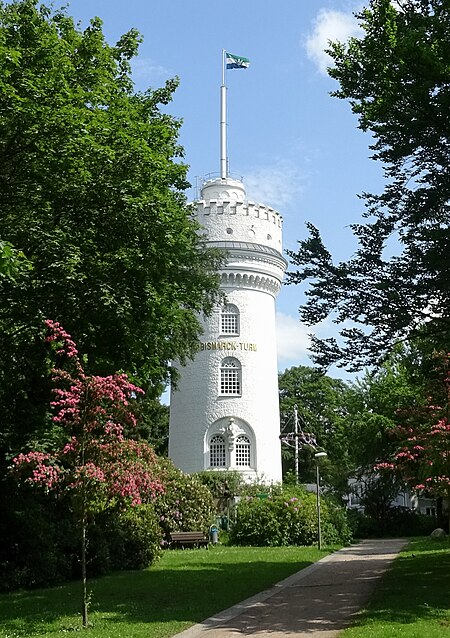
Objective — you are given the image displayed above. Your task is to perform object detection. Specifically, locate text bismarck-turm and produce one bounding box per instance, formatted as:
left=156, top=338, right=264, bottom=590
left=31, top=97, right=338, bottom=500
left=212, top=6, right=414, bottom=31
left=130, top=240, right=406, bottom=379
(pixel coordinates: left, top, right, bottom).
left=199, top=341, right=257, bottom=352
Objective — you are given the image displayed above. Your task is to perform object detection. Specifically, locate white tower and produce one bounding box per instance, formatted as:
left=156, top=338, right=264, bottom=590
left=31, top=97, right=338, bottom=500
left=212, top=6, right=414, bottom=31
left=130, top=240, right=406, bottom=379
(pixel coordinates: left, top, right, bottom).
left=169, top=176, right=287, bottom=483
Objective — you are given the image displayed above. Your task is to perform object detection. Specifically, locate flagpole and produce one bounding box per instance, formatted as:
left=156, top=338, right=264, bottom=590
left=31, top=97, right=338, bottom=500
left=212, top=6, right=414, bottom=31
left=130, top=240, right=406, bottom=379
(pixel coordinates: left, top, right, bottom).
left=220, top=49, right=227, bottom=179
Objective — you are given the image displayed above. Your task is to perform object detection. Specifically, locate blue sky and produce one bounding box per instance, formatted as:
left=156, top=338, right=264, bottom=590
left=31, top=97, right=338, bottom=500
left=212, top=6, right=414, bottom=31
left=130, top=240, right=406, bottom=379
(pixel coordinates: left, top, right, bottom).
left=67, top=0, right=384, bottom=379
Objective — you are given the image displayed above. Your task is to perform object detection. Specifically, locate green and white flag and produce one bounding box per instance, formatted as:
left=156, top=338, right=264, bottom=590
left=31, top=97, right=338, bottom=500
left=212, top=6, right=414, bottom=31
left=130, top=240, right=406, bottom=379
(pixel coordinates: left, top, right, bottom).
left=225, top=52, right=250, bottom=69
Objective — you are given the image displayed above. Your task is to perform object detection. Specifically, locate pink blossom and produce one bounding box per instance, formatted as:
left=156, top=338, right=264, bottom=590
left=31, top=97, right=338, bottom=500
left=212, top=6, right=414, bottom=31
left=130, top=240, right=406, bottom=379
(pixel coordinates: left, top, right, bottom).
left=374, top=462, right=395, bottom=470
left=11, top=321, right=164, bottom=510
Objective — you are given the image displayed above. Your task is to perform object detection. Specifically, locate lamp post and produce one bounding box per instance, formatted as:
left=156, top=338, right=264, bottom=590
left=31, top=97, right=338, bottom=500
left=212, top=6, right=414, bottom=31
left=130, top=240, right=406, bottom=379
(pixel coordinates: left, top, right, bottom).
left=294, top=405, right=299, bottom=483
left=314, top=451, right=327, bottom=550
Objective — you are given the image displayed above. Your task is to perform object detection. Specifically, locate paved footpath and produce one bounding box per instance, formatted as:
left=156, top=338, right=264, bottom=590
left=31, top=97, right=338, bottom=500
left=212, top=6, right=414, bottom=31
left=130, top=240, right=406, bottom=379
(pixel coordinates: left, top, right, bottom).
left=174, top=538, right=408, bottom=638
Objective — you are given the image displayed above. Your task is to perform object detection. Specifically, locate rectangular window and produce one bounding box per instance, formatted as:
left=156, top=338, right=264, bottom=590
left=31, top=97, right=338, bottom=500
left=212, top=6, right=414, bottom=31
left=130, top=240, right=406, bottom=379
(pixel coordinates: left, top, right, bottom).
left=210, top=436, right=226, bottom=467
left=236, top=436, right=250, bottom=466
left=221, top=313, right=238, bottom=334
left=220, top=368, right=241, bottom=395
left=221, top=304, right=239, bottom=335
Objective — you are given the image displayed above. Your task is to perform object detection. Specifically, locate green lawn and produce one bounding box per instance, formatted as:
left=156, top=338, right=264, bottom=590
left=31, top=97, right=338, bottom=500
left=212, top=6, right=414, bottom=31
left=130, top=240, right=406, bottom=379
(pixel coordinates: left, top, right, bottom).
left=0, top=545, right=329, bottom=638
left=342, top=538, right=450, bottom=638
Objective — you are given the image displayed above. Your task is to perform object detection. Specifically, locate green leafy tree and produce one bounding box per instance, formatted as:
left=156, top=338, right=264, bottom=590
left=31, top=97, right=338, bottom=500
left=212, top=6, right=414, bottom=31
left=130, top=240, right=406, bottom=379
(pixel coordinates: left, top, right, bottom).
left=287, top=0, right=450, bottom=370
left=130, top=399, right=169, bottom=457
left=342, top=346, right=425, bottom=521
left=278, top=355, right=431, bottom=512
left=0, top=240, right=30, bottom=280
left=278, top=366, right=353, bottom=491
left=0, top=0, right=222, bottom=462
left=348, top=345, right=427, bottom=469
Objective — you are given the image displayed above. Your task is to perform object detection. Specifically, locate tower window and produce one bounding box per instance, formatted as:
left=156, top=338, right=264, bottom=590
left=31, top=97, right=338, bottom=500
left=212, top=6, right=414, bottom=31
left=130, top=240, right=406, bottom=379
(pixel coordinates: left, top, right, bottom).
left=235, top=435, right=251, bottom=466
left=221, top=304, right=239, bottom=335
left=220, top=357, right=241, bottom=395
left=210, top=435, right=226, bottom=467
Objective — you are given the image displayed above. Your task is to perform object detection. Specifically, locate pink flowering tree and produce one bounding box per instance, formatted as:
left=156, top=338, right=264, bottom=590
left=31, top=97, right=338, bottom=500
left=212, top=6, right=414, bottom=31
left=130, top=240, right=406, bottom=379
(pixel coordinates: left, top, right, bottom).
left=376, top=352, right=450, bottom=537
left=12, top=320, right=164, bottom=627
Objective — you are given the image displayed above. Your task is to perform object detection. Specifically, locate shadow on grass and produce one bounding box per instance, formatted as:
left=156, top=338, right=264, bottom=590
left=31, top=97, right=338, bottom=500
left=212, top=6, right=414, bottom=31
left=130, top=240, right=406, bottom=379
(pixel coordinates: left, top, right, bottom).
left=6, top=540, right=443, bottom=637
left=348, top=538, right=450, bottom=630
left=0, top=552, right=316, bottom=634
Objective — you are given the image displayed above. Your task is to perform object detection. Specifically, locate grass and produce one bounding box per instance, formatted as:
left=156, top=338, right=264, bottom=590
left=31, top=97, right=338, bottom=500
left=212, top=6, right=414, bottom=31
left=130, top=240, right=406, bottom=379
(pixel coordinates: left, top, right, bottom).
left=341, top=537, right=450, bottom=638
left=0, top=544, right=330, bottom=638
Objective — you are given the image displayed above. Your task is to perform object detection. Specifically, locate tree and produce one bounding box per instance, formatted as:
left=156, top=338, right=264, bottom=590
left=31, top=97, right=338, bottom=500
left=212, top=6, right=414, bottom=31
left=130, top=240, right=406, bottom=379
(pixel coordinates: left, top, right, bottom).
left=278, top=354, right=432, bottom=507
left=339, top=344, right=436, bottom=525
left=12, top=321, right=164, bottom=627
left=0, top=240, right=30, bottom=279
left=0, top=1, right=222, bottom=461
left=348, top=344, right=427, bottom=467
left=376, top=350, right=450, bottom=533
left=132, top=399, right=170, bottom=457
left=278, top=366, right=353, bottom=490
left=287, top=0, right=450, bottom=371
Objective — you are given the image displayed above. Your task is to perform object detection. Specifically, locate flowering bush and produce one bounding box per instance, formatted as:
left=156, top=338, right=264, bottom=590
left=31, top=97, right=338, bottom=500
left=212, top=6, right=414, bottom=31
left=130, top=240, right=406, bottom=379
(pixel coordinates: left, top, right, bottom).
left=155, top=460, right=215, bottom=542
left=375, top=351, right=450, bottom=533
left=12, top=320, right=164, bottom=509
left=10, top=321, right=165, bottom=625
left=230, top=488, right=351, bottom=547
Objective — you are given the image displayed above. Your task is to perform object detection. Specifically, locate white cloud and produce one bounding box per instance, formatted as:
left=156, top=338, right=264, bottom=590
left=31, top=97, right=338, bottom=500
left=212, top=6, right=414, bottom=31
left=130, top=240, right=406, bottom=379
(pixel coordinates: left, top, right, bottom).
left=305, top=7, right=362, bottom=75
left=276, top=312, right=358, bottom=381
left=276, top=311, right=311, bottom=369
left=131, top=57, right=172, bottom=85
left=244, top=160, right=306, bottom=209
left=391, top=0, right=407, bottom=11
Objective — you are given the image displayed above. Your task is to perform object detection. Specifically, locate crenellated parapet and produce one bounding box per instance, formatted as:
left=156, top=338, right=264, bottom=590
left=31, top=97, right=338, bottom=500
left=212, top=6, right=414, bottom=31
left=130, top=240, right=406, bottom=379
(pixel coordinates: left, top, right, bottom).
left=195, top=177, right=283, bottom=251
left=198, top=199, right=282, bottom=226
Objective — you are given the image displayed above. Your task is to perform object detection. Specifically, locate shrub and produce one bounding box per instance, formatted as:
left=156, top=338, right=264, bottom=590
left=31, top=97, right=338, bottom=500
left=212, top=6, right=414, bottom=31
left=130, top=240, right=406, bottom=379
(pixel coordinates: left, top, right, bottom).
left=229, top=487, right=351, bottom=547
left=70, top=503, right=163, bottom=577
left=195, top=470, right=245, bottom=498
left=0, top=483, right=76, bottom=591
left=347, top=506, right=438, bottom=538
left=228, top=498, right=284, bottom=546
left=156, top=460, right=215, bottom=541
left=324, top=501, right=353, bottom=545
left=107, top=504, right=163, bottom=569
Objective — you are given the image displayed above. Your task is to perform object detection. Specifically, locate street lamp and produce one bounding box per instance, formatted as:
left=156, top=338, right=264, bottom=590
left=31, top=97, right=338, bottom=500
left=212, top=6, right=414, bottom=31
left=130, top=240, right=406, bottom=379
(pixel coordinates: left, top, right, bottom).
left=314, top=451, right=327, bottom=550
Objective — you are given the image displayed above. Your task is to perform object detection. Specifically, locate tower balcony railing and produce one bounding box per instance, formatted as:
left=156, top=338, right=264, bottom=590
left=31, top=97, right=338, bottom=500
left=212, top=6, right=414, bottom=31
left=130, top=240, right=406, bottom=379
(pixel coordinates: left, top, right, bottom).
left=194, top=172, right=244, bottom=199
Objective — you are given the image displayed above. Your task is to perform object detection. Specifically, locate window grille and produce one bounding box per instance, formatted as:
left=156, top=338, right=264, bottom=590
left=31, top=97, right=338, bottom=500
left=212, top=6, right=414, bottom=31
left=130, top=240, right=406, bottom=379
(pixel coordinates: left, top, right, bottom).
left=235, top=435, right=251, bottom=466
left=210, top=435, right=226, bottom=467
left=221, top=304, right=239, bottom=335
left=220, top=358, right=241, bottom=395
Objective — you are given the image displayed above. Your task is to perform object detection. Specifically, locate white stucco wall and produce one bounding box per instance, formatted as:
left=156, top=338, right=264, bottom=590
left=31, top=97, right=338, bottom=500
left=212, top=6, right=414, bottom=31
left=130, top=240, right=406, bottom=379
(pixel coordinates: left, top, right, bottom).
left=169, top=177, right=286, bottom=484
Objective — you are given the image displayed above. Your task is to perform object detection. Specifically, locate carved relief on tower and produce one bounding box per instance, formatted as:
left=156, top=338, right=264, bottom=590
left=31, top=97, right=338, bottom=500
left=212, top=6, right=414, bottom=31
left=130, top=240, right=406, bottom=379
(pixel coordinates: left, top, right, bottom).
left=220, top=271, right=282, bottom=295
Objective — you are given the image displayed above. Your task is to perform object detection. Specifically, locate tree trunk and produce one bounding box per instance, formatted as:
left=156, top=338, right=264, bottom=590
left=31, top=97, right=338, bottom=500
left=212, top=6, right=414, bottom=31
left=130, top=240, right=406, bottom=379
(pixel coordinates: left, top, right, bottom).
left=447, top=488, right=450, bottom=544
left=81, top=503, right=88, bottom=627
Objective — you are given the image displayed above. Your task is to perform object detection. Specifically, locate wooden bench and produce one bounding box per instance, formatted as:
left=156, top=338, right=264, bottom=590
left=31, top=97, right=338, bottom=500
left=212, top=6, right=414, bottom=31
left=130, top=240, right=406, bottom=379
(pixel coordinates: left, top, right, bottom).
left=169, top=531, right=209, bottom=549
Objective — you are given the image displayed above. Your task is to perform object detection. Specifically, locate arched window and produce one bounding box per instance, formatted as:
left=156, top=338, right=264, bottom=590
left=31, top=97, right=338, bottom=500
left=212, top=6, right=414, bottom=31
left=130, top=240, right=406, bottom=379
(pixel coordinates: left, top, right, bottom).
left=210, top=434, right=226, bottom=467
left=221, top=304, right=239, bottom=335
left=235, top=435, right=251, bottom=466
left=220, top=357, right=241, bottom=395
